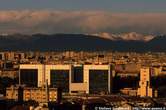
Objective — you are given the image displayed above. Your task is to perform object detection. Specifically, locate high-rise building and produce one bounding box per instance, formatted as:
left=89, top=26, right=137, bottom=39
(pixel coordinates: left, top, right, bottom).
left=137, top=67, right=153, bottom=97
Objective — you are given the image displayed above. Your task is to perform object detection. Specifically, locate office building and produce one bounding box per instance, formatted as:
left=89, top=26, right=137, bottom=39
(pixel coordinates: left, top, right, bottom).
left=19, top=64, right=113, bottom=94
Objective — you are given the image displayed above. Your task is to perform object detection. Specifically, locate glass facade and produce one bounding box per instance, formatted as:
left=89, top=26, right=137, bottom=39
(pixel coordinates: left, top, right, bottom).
left=72, top=66, right=83, bottom=83
left=20, top=69, right=38, bottom=87
left=50, top=70, right=69, bottom=92
left=89, top=70, right=108, bottom=94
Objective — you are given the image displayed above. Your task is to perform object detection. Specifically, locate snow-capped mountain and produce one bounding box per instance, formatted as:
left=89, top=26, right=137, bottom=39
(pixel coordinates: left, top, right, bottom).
left=92, top=32, right=155, bottom=42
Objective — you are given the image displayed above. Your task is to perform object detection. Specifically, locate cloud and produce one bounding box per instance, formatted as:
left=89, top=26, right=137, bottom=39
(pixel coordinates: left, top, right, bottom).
left=0, top=10, right=166, bottom=34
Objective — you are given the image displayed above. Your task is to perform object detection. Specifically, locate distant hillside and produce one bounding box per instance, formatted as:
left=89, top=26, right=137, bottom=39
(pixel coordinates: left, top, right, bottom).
left=0, top=33, right=165, bottom=52
left=147, top=35, right=166, bottom=52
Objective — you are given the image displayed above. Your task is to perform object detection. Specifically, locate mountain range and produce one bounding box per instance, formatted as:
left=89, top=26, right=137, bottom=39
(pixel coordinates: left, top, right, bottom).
left=0, top=33, right=165, bottom=52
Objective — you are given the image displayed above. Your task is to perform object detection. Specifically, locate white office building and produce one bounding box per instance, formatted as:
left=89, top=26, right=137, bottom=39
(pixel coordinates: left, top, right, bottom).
left=19, top=64, right=113, bottom=94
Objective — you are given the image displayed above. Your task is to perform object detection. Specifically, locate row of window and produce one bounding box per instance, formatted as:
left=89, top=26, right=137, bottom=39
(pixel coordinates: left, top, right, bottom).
left=20, top=69, right=110, bottom=93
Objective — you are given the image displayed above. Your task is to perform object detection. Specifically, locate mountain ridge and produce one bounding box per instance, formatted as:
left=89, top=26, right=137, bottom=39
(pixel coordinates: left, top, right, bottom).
left=0, top=33, right=165, bottom=52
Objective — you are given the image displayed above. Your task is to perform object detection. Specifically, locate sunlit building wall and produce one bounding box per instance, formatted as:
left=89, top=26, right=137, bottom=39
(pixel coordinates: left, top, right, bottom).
left=137, top=67, right=153, bottom=97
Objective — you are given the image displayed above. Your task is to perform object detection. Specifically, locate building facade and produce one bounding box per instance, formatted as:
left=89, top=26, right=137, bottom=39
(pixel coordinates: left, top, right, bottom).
left=19, top=64, right=113, bottom=94
left=6, top=86, right=61, bottom=103
left=137, top=67, right=153, bottom=97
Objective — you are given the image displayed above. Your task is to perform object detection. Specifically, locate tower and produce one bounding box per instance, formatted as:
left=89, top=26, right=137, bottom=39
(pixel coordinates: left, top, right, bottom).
left=137, top=67, right=153, bottom=97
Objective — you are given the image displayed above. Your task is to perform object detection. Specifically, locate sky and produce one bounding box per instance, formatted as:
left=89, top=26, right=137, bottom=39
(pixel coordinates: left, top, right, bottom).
left=0, top=0, right=166, bottom=12
left=0, top=0, right=166, bottom=34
